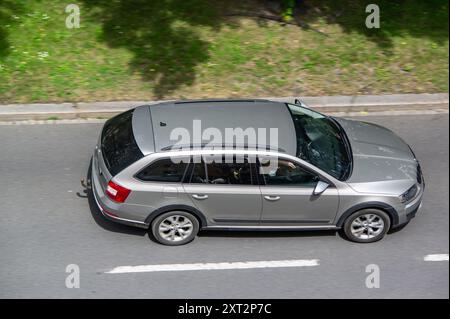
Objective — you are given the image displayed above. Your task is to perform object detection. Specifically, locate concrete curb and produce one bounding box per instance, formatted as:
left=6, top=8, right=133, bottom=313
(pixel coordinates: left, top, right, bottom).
left=0, top=93, right=448, bottom=121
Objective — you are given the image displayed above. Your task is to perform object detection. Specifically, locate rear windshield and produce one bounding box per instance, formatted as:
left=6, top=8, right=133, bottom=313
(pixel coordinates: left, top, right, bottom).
left=101, top=110, right=143, bottom=176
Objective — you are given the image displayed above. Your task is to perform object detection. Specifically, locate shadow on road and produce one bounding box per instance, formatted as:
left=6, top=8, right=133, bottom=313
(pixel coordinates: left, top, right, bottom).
left=387, top=222, right=409, bottom=235
left=83, top=158, right=147, bottom=237
left=199, top=229, right=338, bottom=239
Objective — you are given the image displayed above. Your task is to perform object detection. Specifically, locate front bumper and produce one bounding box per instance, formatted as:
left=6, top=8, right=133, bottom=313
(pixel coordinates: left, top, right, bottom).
left=393, top=182, right=424, bottom=227
left=406, top=201, right=422, bottom=222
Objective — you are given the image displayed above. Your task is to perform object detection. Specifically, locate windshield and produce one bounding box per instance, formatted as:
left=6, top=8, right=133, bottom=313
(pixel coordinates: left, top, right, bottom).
left=286, top=103, right=352, bottom=180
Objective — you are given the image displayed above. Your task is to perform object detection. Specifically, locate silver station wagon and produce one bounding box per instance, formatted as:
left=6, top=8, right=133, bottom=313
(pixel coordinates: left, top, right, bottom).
left=90, top=99, right=424, bottom=245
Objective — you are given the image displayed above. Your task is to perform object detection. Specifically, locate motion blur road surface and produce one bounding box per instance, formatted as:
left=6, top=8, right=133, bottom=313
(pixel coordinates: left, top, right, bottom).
left=0, top=114, right=448, bottom=298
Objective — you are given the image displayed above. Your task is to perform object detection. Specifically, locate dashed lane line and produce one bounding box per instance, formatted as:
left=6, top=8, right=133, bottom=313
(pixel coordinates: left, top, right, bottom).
left=424, top=254, right=449, bottom=262
left=106, top=259, right=320, bottom=274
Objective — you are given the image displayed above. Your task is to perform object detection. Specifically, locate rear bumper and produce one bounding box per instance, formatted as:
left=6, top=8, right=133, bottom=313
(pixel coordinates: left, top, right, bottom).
left=91, top=155, right=149, bottom=229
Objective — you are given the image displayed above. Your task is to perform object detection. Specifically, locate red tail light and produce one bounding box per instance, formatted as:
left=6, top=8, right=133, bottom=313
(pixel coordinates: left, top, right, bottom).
left=106, top=181, right=131, bottom=203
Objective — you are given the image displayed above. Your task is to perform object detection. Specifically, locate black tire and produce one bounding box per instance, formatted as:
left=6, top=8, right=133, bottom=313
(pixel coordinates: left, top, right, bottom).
left=343, top=209, right=391, bottom=243
left=151, top=211, right=199, bottom=246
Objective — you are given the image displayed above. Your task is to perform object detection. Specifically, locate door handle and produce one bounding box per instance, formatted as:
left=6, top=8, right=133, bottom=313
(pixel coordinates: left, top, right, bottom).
left=192, top=194, right=208, bottom=200
left=264, top=195, right=280, bottom=201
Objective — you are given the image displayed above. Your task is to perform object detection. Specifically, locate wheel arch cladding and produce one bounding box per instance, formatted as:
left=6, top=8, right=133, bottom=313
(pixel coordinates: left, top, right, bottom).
left=336, top=202, right=398, bottom=228
left=145, top=205, right=207, bottom=227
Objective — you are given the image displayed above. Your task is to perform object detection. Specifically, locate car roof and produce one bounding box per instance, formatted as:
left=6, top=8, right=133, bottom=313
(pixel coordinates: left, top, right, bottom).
left=140, top=99, right=297, bottom=156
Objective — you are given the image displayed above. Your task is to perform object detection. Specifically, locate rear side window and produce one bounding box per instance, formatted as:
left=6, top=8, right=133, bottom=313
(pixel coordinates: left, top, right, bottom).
left=189, top=156, right=253, bottom=185
left=101, top=110, right=143, bottom=176
left=136, top=158, right=188, bottom=182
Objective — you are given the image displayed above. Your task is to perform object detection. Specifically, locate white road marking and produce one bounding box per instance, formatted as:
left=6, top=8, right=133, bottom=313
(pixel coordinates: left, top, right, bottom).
left=106, top=259, right=320, bottom=274
left=424, top=254, right=449, bottom=262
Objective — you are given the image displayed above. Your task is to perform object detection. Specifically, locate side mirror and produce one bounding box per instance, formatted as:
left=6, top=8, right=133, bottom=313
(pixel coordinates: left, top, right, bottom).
left=313, top=180, right=329, bottom=195
left=295, top=98, right=309, bottom=108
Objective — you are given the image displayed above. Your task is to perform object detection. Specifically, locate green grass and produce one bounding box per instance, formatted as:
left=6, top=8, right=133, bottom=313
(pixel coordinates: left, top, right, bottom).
left=0, top=0, right=448, bottom=103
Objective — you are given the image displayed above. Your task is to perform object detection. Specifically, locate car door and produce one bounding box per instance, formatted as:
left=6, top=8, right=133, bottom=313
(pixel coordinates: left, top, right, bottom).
left=258, top=157, right=339, bottom=225
left=182, top=154, right=262, bottom=226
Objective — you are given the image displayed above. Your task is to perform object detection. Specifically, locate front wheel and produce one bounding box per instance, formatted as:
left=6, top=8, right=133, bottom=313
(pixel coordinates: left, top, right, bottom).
left=343, top=209, right=391, bottom=243
left=151, top=211, right=199, bottom=246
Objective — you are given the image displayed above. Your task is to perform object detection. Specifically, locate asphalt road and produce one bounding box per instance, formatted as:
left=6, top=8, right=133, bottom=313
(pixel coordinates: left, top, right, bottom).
left=0, top=114, right=448, bottom=298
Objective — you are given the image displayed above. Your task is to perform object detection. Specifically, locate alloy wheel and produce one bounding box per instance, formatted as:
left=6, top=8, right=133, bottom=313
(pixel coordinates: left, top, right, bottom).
left=158, top=215, right=194, bottom=242
left=350, top=213, right=385, bottom=240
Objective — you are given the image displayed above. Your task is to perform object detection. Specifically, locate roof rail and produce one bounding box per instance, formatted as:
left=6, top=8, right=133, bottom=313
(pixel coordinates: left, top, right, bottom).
left=160, top=143, right=286, bottom=153
left=173, top=99, right=271, bottom=104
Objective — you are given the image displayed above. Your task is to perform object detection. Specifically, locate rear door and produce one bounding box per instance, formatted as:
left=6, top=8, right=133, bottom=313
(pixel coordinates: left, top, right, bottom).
left=182, top=154, right=262, bottom=226
left=258, top=157, right=339, bottom=225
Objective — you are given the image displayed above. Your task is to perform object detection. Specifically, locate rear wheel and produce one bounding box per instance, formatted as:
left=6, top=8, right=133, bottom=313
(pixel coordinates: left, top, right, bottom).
left=343, top=209, right=390, bottom=243
left=151, top=211, right=199, bottom=246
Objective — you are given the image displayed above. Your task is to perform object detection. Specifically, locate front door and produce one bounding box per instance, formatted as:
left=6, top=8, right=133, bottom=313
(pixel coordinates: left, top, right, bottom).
left=258, top=158, right=339, bottom=226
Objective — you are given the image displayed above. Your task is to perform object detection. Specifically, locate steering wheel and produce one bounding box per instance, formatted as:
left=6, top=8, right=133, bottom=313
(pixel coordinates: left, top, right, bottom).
left=306, top=141, right=326, bottom=163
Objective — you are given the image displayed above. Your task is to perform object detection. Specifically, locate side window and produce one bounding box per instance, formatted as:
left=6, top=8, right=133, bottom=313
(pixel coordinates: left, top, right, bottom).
left=259, top=158, right=319, bottom=186
left=190, top=162, right=207, bottom=184
left=207, top=156, right=253, bottom=185
left=188, top=156, right=253, bottom=185
left=136, top=158, right=188, bottom=182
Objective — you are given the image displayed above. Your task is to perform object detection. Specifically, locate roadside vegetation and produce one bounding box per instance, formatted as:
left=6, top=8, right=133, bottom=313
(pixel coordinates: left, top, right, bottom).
left=0, top=0, right=448, bottom=103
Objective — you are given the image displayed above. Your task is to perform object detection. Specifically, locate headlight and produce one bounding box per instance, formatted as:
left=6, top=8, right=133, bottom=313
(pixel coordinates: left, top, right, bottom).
left=400, top=184, right=418, bottom=203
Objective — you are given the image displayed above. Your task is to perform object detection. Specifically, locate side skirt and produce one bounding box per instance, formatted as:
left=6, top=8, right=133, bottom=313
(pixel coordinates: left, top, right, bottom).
left=202, top=225, right=340, bottom=231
